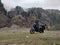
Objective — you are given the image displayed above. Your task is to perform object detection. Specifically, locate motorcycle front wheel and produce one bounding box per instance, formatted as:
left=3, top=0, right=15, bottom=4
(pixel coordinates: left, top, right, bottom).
left=30, top=29, right=35, bottom=34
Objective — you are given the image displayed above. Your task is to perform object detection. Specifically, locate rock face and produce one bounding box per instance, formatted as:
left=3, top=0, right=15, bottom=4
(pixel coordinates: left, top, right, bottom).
left=0, top=0, right=60, bottom=30
left=9, top=6, right=60, bottom=30
left=0, top=0, right=8, bottom=28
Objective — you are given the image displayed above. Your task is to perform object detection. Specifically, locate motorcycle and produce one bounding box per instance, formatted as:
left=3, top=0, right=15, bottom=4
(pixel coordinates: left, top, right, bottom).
left=30, top=24, right=46, bottom=34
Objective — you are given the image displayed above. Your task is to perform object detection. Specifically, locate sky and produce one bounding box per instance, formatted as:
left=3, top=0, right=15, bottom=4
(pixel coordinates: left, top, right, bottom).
left=1, top=0, right=60, bottom=11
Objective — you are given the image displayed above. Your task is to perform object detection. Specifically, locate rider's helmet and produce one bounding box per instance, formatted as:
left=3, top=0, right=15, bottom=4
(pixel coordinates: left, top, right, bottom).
left=35, top=19, right=39, bottom=24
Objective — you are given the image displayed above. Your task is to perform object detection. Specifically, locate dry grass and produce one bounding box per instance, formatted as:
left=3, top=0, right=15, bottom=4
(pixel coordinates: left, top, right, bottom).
left=0, top=30, right=60, bottom=45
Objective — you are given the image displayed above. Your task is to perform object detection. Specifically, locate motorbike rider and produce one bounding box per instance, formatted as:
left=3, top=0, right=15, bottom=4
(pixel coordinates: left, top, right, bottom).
left=32, top=20, right=40, bottom=31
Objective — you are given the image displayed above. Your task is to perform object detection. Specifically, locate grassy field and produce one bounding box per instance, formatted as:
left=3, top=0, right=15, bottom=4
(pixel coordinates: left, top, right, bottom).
left=0, top=29, right=60, bottom=45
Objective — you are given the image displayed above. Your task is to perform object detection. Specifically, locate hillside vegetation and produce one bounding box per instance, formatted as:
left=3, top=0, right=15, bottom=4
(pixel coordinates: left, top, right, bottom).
left=0, top=0, right=60, bottom=30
